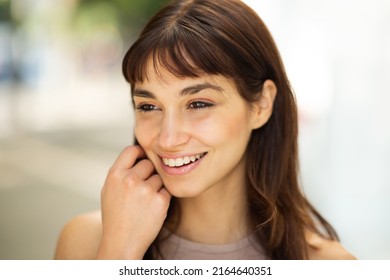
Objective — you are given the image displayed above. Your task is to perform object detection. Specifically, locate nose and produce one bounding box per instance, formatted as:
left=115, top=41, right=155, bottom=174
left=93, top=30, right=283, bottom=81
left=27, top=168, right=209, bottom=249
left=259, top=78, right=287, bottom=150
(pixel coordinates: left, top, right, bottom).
left=158, top=111, right=190, bottom=149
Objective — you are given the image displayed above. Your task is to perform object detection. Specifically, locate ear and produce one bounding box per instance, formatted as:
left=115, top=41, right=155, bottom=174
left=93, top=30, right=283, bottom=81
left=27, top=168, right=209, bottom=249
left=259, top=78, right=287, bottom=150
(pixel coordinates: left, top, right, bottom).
left=250, top=79, right=277, bottom=129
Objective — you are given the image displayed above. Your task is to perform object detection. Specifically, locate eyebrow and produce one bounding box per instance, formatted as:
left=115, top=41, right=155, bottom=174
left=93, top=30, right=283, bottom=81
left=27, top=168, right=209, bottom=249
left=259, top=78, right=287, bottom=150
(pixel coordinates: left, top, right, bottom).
left=132, top=82, right=224, bottom=99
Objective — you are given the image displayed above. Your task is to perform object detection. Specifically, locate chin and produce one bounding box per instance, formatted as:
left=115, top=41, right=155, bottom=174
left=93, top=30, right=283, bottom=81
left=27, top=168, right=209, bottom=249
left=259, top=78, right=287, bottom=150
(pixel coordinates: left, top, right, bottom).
left=163, top=181, right=205, bottom=198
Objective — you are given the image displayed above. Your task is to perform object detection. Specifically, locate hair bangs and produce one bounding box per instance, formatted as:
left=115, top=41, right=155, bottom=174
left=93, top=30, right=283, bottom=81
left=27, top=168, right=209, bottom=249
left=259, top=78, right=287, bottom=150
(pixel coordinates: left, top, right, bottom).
left=123, top=23, right=233, bottom=88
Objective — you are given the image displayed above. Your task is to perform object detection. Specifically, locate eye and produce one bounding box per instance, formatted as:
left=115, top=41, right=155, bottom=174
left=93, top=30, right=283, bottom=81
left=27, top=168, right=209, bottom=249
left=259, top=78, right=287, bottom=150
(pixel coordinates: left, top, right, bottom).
left=135, top=104, right=160, bottom=112
left=187, top=101, right=214, bottom=110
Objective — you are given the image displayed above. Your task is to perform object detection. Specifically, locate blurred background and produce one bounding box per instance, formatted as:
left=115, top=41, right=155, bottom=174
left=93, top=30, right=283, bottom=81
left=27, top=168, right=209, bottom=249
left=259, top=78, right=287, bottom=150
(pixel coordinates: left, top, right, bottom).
left=0, top=0, right=389, bottom=259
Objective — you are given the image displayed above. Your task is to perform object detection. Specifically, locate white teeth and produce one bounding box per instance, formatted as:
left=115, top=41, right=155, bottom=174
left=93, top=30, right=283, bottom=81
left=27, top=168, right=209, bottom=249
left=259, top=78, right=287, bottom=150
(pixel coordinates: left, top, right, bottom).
left=168, top=158, right=175, bottom=167
left=175, top=158, right=184, bottom=166
left=183, top=156, right=190, bottom=164
left=162, top=153, right=205, bottom=167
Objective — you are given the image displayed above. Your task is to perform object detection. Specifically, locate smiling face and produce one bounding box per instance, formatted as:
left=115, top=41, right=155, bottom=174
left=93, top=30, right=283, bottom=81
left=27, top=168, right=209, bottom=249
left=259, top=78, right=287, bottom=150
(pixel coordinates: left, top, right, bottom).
left=133, top=61, right=265, bottom=198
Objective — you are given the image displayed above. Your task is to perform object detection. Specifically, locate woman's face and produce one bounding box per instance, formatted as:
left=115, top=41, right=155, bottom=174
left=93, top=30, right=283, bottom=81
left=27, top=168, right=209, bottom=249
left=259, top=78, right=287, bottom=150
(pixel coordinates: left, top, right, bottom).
left=133, top=61, right=262, bottom=198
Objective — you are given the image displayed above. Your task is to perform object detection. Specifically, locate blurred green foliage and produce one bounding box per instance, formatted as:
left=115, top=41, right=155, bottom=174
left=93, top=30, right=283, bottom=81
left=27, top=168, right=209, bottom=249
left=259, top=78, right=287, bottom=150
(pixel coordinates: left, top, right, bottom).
left=0, top=0, right=11, bottom=22
left=73, top=0, right=170, bottom=43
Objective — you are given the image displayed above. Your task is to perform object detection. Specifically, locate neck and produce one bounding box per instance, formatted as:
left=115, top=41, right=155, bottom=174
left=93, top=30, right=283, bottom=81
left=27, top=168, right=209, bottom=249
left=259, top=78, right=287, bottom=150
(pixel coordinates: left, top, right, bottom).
left=167, top=174, right=252, bottom=244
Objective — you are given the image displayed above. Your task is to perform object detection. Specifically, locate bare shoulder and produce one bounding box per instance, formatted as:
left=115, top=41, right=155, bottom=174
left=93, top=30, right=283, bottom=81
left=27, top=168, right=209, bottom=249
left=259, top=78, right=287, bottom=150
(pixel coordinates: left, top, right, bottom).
left=54, top=210, right=102, bottom=260
left=306, top=232, right=357, bottom=260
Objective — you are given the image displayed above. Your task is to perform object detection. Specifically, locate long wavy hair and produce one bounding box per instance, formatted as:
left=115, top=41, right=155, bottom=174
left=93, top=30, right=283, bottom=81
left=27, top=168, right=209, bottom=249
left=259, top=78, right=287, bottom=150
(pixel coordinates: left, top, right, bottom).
left=122, top=0, right=338, bottom=259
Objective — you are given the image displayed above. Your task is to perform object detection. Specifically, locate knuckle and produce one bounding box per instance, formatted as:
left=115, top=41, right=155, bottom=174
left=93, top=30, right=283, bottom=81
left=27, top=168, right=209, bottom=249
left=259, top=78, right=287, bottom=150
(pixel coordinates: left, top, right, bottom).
left=124, top=173, right=139, bottom=187
left=155, top=194, right=165, bottom=204
left=107, top=166, right=121, bottom=179
left=140, top=185, right=152, bottom=197
left=155, top=194, right=169, bottom=209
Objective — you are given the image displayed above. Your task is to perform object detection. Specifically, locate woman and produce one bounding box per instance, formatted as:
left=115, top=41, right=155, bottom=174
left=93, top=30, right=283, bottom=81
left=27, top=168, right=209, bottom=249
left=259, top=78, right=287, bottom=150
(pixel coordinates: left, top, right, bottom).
left=55, top=0, right=356, bottom=259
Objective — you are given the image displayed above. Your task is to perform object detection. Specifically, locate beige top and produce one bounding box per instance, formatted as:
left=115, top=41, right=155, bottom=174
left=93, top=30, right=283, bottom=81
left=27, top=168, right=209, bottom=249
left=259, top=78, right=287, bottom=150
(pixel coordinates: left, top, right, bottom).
left=154, top=228, right=267, bottom=260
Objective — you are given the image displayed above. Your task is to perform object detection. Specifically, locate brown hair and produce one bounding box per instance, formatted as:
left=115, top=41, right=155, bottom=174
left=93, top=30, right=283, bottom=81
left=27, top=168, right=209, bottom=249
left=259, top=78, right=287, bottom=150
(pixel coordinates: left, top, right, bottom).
left=122, top=0, right=338, bottom=259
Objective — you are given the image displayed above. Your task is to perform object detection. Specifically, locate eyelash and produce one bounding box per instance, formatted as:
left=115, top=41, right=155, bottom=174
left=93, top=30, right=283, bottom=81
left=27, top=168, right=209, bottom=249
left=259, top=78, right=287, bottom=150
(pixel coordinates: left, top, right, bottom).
left=135, top=101, right=214, bottom=113
left=187, top=100, right=214, bottom=110
left=136, top=104, right=159, bottom=112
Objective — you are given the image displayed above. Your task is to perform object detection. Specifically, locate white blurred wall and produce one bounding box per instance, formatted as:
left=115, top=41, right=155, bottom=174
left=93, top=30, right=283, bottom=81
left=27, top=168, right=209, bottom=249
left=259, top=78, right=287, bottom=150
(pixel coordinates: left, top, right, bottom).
left=245, top=0, right=390, bottom=259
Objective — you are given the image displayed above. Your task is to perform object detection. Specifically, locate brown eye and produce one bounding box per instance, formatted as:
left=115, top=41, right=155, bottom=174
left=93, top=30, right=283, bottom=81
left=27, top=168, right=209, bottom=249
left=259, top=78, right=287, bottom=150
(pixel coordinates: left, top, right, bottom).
left=136, top=104, right=160, bottom=112
left=188, top=101, right=214, bottom=110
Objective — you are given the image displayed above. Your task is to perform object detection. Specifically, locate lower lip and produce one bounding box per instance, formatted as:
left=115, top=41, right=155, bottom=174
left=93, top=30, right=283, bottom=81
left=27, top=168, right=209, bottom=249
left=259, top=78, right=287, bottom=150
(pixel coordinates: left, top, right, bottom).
left=160, top=155, right=205, bottom=176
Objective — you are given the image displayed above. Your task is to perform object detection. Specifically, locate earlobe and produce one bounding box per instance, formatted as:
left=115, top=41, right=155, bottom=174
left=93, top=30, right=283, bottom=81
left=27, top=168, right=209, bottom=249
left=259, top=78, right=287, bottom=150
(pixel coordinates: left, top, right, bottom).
left=251, top=79, right=277, bottom=129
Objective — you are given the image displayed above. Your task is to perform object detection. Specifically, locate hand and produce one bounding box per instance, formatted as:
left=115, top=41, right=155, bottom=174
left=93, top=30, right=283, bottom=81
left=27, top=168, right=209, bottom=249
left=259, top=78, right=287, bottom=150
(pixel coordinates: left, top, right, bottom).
left=96, top=145, right=171, bottom=259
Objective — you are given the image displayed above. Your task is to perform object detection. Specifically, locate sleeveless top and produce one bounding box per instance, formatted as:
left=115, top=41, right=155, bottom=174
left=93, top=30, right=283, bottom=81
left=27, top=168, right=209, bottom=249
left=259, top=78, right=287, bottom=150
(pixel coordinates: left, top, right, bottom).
left=154, top=228, right=267, bottom=260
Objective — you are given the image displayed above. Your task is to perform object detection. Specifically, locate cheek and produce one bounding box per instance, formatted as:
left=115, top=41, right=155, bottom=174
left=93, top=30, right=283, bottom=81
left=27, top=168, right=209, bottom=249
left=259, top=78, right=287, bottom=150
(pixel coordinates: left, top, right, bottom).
left=191, top=111, right=251, bottom=145
left=134, top=117, right=159, bottom=148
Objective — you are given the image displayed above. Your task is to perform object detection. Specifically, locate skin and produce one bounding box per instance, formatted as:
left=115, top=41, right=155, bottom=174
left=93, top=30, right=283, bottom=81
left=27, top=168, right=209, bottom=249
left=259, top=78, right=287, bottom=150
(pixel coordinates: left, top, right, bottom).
left=131, top=62, right=274, bottom=245
left=54, top=60, right=356, bottom=260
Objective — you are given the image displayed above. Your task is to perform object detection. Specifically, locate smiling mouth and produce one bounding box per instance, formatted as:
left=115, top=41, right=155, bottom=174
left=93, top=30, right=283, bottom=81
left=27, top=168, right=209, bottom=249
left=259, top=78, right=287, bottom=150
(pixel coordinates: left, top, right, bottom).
left=161, top=152, right=207, bottom=168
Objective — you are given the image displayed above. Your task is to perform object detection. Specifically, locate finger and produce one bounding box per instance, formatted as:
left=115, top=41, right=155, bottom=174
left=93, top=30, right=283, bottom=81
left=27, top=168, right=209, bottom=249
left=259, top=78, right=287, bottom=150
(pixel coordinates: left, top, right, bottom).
left=131, top=159, right=156, bottom=180
left=146, top=174, right=172, bottom=201
left=158, top=187, right=172, bottom=201
left=146, top=174, right=163, bottom=192
left=111, top=145, right=145, bottom=170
